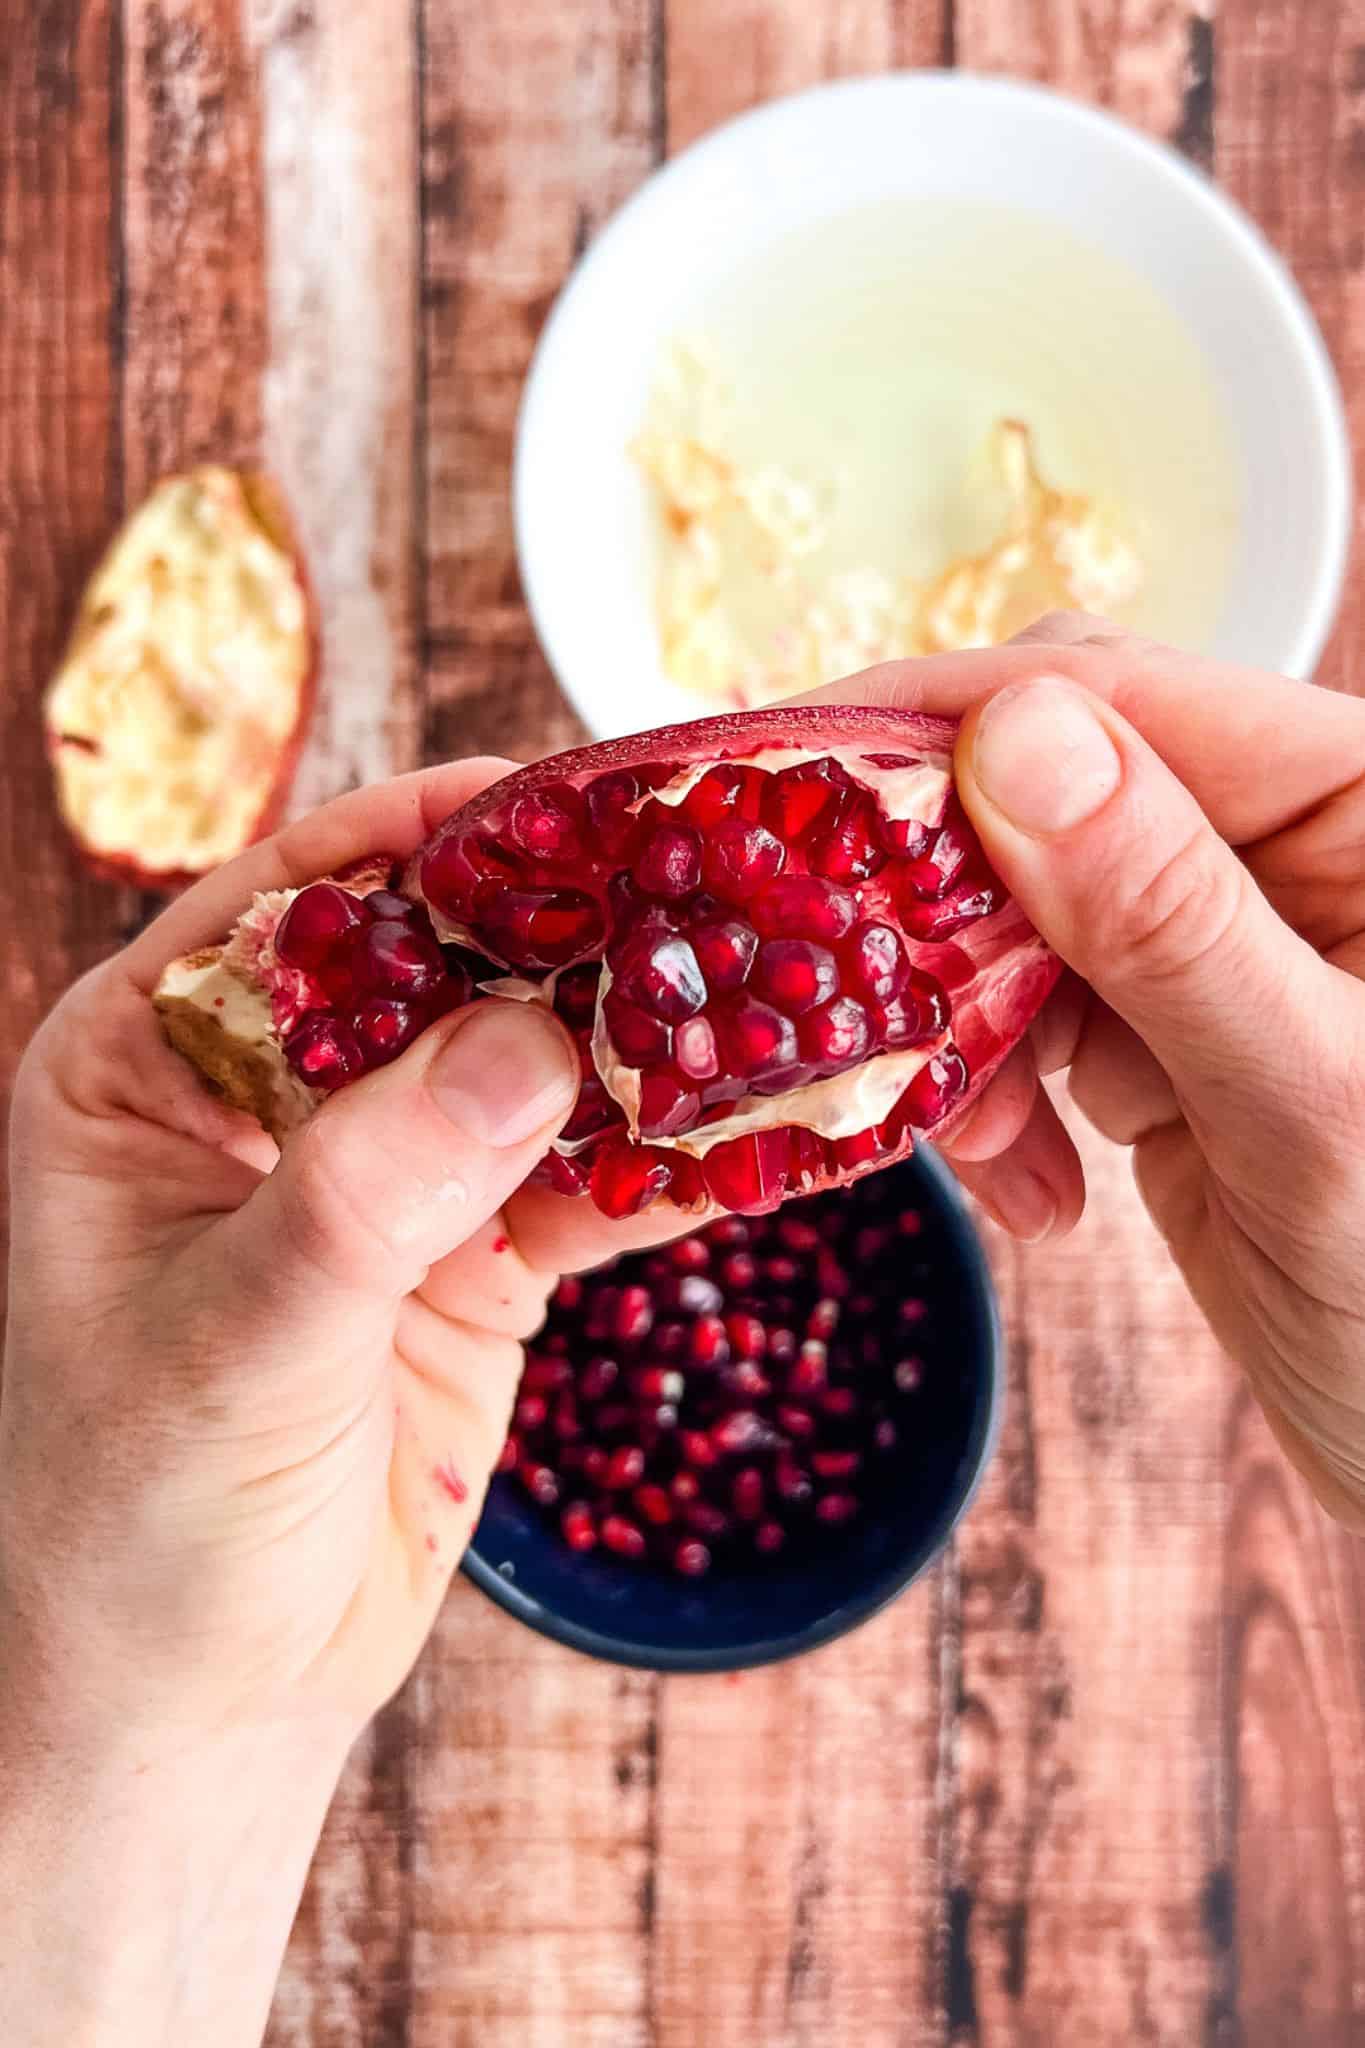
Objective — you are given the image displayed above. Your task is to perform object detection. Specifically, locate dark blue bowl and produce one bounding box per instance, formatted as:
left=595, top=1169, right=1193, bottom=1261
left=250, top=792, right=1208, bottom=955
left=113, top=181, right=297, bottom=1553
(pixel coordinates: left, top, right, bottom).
left=463, top=1147, right=1002, bottom=1672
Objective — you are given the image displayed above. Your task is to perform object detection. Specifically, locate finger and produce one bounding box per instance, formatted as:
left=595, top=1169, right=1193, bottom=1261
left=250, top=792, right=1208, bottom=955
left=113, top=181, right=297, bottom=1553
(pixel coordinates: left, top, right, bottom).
left=955, top=673, right=1346, bottom=1176
left=215, top=1000, right=578, bottom=1347
left=122, top=756, right=516, bottom=991
left=938, top=1042, right=1039, bottom=1164
left=796, top=624, right=1365, bottom=845
left=1068, top=1005, right=1181, bottom=1146
left=505, top=1177, right=716, bottom=1276
left=952, top=1085, right=1086, bottom=1241
left=1029, top=970, right=1091, bottom=1077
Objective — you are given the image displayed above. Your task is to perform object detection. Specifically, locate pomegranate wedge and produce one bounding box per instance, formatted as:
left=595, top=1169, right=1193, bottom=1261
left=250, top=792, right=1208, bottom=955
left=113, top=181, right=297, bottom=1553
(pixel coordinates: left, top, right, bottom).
left=155, top=705, right=1059, bottom=1216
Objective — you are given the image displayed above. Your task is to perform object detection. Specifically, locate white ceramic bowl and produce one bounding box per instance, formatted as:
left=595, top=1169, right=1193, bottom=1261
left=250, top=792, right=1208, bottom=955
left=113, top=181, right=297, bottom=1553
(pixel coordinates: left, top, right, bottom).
left=515, top=73, right=1353, bottom=740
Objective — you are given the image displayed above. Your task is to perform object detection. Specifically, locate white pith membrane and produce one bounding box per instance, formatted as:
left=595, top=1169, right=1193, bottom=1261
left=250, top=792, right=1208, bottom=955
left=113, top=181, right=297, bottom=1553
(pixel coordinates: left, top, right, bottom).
left=44, top=467, right=310, bottom=877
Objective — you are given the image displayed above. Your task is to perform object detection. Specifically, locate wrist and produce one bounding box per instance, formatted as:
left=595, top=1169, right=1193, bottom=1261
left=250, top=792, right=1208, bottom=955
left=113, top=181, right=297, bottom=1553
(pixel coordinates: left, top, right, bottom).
left=0, top=1694, right=354, bottom=2048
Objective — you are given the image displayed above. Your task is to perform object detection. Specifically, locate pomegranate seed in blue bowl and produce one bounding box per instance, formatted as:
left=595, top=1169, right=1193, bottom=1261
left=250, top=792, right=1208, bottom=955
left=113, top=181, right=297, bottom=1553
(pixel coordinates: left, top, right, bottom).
left=463, top=1145, right=1001, bottom=1673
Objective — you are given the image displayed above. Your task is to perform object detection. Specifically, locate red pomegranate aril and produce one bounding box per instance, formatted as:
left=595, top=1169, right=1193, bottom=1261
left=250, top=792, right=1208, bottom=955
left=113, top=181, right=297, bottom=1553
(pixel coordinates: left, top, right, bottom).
left=899, top=1298, right=928, bottom=1324
left=610, top=930, right=706, bottom=1024
left=725, top=1312, right=766, bottom=1359
left=603, top=1445, right=646, bottom=1490
left=815, top=1492, right=860, bottom=1525
left=674, top=1538, right=713, bottom=1576
left=789, top=1129, right=827, bottom=1190
left=670, top=1236, right=711, bottom=1272
left=274, top=882, right=370, bottom=972
left=775, top=1454, right=813, bottom=1504
left=601, top=990, right=673, bottom=1066
left=590, top=1140, right=674, bottom=1218
left=668, top=1273, right=723, bottom=1315
left=842, top=922, right=910, bottom=1003
left=630, top=1366, right=684, bottom=1402
left=831, top=1127, right=884, bottom=1172
left=638, top=1072, right=701, bottom=1138
left=821, top=1387, right=857, bottom=1418
left=353, top=998, right=421, bottom=1063
left=690, top=915, right=758, bottom=992
left=285, top=1014, right=365, bottom=1090
left=716, top=996, right=798, bottom=1083
left=681, top=762, right=768, bottom=828
left=584, top=769, right=648, bottom=860
left=680, top=1428, right=718, bottom=1469
left=519, top=1460, right=561, bottom=1508
left=777, top=1217, right=820, bottom=1250
left=631, top=817, right=702, bottom=900
left=798, top=995, right=872, bottom=1074
left=684, top=1501, right=730, bottom=1541
left=900, top=879, right=1003, bottom=941
left=703, top=1130, right=789, bottom=1214
left=788, top=1344, right=827, bottom=1394
left=750, top=875, right=857, bottom=942
left=719, top=1251, right=756, bottom=1289
left=752, top=939, right=838, bottom=1015
left=594, top=1403, right=633, bottom=1434
left=710, top=1409, right=769, bottom=1456
left=613, top=1285, right=654, bottom=1343
left=690, top=1315, right=730, bottom=1366
left=768, top=1326, right=797, bottom=1364
left=671, top=1470, right=701, bottom=1504
left=732, top=1467, right=765, bottom=1520
left=812, top=1450, right=861, bottom=1479
left=874, top=1419, right=899, bottom=1451
left=552, top=1393, right=582, bottom=1441
left=601, top=1514, right=647, bottom=1559
left=506, top=783, right=583, bottom=865
left=522, top=1356, right=574, bottom=1393
left=762, top=757, right=848, bottom=840
left=722, top=1362, right=771, bottom=1400
left=476, top=887, right=604, bottom=969
left=900, top=800, right=971, bottom=899
left=669, top=1151, right=707, bottom=1208
left=541, top=1149, right=591, bottom=1197
left=634, top=1483, right=674, bottom=1527
left=554, top=963, right=601, bottom=1031
left=674, top=1015, right=719, bottom=1081
left=894, top=1357, right=924, bottom=1392
left=899, top=1047, right=969, bottom=1128
left=878, top=812, right=931, bottom=859
left=766, top=1255, right=799, bottom=1283
left=561, top=1503, right=597, bottom=1552
left=561, top=1076, right=619, bottom=1144
left=807, top=797, right=886, bottom=882
left=701, top=818, right=786, bottom=898
left=777, top=1402, right=816, bottom=1440
left=876, top=971, right=950, bottom=1048
left=807, top=1298, right=841, bottom=1339
left=582, top=1447, right=610, bottom=1486
left=754, top=1519, right=786, bottom=1555
left=514, top=1391, right=548, bottom=1432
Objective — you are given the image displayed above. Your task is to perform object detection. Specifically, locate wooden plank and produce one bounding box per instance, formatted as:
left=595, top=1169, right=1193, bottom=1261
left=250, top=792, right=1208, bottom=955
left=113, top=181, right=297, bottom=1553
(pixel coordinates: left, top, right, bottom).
left=420, top=0, right=659, bottom=768
left=666, top=0, right=952, bottom=152
left=0, top=0, right=130, bottom=1299
left=122, top=0, right=268, bottom=490
left=950, top=0, right=1207, bottom=141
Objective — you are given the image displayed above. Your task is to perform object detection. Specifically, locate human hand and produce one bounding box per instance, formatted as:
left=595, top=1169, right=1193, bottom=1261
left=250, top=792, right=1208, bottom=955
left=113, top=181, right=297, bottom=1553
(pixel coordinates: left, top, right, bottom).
left=825, top=614, right=1365, bottom=1532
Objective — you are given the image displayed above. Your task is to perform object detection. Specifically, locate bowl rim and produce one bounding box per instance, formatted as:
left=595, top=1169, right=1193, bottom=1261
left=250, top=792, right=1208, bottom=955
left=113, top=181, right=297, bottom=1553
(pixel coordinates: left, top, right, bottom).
left=461, top=1144, right=1004, bottom=1674
left=514, top=69, right=1353, bottom=734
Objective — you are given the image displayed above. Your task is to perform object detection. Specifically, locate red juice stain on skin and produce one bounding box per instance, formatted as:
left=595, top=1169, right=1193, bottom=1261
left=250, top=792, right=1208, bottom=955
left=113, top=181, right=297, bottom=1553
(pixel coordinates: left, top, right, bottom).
left=435, top=1457, right=469, bottom=1505
left=425, top=1533, right=439, bottom=1555
left=492, top=1235, right=510, bottom=1253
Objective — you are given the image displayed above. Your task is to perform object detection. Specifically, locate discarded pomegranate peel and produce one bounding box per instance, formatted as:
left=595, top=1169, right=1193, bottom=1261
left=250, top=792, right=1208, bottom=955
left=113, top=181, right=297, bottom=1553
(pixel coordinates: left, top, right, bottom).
left=44, top=467, right=314, bottom=889
left=154, top=703, right=1058, bottom=1216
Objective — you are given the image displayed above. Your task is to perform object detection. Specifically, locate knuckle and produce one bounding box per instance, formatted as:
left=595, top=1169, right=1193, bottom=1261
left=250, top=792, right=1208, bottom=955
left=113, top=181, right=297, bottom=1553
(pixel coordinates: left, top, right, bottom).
left=279, top=1121, right=408, bottom=1291
left=1108, top=825, right=1246, bottom=990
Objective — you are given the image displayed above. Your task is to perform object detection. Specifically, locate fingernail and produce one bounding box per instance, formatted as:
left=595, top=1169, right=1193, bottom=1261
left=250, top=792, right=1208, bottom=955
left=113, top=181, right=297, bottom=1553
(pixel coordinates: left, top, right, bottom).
left=428, top=1002, right=578, bottom=1147
left=972, top=677, right=1122, bottom=835
left=975, top=1159, right=1058, bottom=1243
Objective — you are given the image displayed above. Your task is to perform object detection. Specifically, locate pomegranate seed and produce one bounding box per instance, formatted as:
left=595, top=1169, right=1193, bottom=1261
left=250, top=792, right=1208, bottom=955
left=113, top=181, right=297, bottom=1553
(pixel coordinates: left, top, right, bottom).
left=601, top=1514, right=647, bottom=1559
left=724, top=1312, right=767, bottom=1359
left=674, top=1015, right=720, bottom=1080
left=495, top=1434, right=519, bottom=1475
left=821, top=1387, right=856, bottom=1418
left=585, top=770, right=648, bottom=860
left=681, top=762, right=768, bottom=827
left=842, top=922, right=910, bottom=1003
left=684, top=1501, right=730, bottom=1540
left=799, top=995, right=873, bottom=1076
left=812, top=1450, right=861, bottom=1479
left=879, top=814, right=931, bottom=858
left=582, top=1447, right=610, bottom=1486
left=894, top=1358, right=924, bottom=1392
left=777, top=1216, right=820, bottom=1251
left=285, top=1014, right=365, bottom=1090
left=807, top=796, right=886, bottom=882
left=789, top=1342, right=827, bottom=1393
left=900, top=880, right=1002, bottom=941
left=613, top=1285, right=654, bottom=1343
left=590, top=1141, right=674, bottom=1218
left=475, top=887, right=604, bottom=969
left=768, top=1326, right=798, bottom=1364
left=674, top=1538, right=712, bottom=1576
left=762, top=757, right=848, bottom=840
left=351, top=919, right=446, bottom=1000
left=899, top=1047, right=968, bottom=1128
left=716, top=997, right=798, bottom=1084
left=709, top=1216, right=750, bottom=1245
left=541, top=1149, right=591, bottom=1197
left=629, top=1367, right=684, bottom=1402
left=522, top=1357, right=574, bottom=1393
left=775, top=1454, right=813, bottom=1504
left=754, top=1519, right=786, bottom=1555
left=777, top=1402, right=816, bottom=1440
left=690, top=916, right=759, bottom=991
left=604, top=1445, right=646, bottom=1489
left=701, top=818, right=786, bottom=898
left=561, top=1502, right=597, bottom=1551
left=515, top=1391, right=548, bottom=1431
left=899, top=1298, right=928, bottom=1324
left=671, top=1470, right=701, bottom=1502
left=506, top=784, right=583, bottom=865
left=680, top=1428, right=718, bottom=1469
left=690, top=1316, right=730, bottom=1366
left=579, top=1355, right=619, bottom=1401
left=638, top=1072, right=701, bottom=1137
left=562, top=1076, right=620, bottom=1144
left=719, top=1252, right=756, bottom=1289
left=669, top=1237, right=711, bottom=1271
left=752, top=939, right=839, bottom=1014
left=874, top=1419, right=899, bottom=1451
left=610, top=931, right=706, bottom=1023
left=602, top=990, right=673, bottom=1065
left=815, top=1493, right=860, bottom=1525
left=670, top=1274, right=723, bottom=1315
left=632, top=818, right=702, bottom=900
left=898, top=1209, right=923, bottom=1236
left=710, top=1409, right=769, bottom=1456
left=807, top=1298, right=840, bottom=1339
left=817, top=1249, right=853, bottom=1297
left=519, top=1460, right=560, bottom=1507
left=722, top=1361, right=771, bottom=1399
left=353, top=997, right=422, bottom=1063
left=750, top=875, right=858, bottom=941
left=876, top=971, right=949, bottom=1048
left=634, top=1483, right=674, bottom=1526
left=274, top=883, right=369, bottom=972
left=900, top=801, right=971, bottom=898
left=552, top=1393, right=582, bottom=1440
left=703, top=1130, right=790, bottom=1214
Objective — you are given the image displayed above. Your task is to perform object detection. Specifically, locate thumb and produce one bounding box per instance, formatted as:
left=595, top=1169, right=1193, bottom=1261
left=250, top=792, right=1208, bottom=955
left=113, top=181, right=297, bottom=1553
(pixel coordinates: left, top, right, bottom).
left=221, top=999, right=578, bottom=1332
left=956, top=673, right=1337, bottom=1128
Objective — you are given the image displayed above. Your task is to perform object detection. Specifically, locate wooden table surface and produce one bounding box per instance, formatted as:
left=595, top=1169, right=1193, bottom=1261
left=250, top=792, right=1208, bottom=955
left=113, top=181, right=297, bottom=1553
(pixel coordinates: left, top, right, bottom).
left=4, top=4, right=1365, bottom=2043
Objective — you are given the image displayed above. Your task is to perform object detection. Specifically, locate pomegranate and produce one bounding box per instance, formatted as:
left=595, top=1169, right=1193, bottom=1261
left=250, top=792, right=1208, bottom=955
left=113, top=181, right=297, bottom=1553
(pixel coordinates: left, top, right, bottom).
left=499, top=1170, right=942, bottom=1574
left=154, top=705, right=1057, bottom=1216
left=45, top=468, right=315, bottom=889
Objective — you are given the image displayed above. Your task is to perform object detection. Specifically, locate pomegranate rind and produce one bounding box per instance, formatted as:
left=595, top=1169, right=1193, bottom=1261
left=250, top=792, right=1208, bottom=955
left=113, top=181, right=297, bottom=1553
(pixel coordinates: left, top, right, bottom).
left=154, top=945, right=320, bottom=1143
left=44, top=468, right=316, bottom=891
